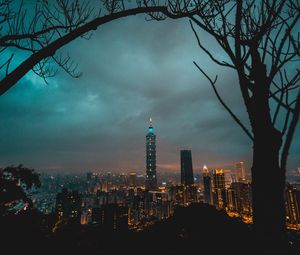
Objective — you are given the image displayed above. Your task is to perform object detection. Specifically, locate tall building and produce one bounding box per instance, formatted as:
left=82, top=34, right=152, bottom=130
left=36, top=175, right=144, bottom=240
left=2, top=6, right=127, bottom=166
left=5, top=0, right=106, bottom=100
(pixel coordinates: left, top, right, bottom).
left=241, top=182, right=252, bottom=214
left=226, top=188, right=238, bottom=212
left=203, top=165, right=212, bottom=204
left=213, top=169, right=225, bottom=189
left=55, top=189, right=82, bottom=224
left=91, top=204, right=128, bottom=231
left=235, top=161, right=246, bottom=181
left=212, top=169, right=226, bottom=209
left=129, top=172, right=137, bottom=187
left=169, top=185, right=186, bottom=205
left=286, top=185, right=300, bottom=225
left=230, top=181, right=252, bottom=214
left=145, top=118, right=157, bottom=190
left=180, top=150, right=194, bottom=186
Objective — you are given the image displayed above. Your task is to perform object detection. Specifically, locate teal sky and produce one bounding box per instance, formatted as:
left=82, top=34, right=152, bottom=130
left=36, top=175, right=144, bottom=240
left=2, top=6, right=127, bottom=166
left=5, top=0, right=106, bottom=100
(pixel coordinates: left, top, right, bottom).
left=0, top=13, right=299, bottom=174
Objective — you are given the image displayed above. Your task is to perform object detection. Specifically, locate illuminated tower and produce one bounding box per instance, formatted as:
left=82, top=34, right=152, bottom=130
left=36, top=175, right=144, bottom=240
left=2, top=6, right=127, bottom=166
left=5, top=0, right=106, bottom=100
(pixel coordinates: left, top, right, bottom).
left=286, top=185, right=300, bottom=225
left=55, top=189, right=82, bottom=224
left=203, top=165, right=212, bottom=204
left=235, top=161, right=246, bottom=181
left=145, top=118, right=157, bottom=190
left=226, top=188, right=238, bottom=212
left=213, top=169, right=226, bottom=209
left=180, top=150, right=194, bottom=186
left=213, top=169, right=225, bottom=189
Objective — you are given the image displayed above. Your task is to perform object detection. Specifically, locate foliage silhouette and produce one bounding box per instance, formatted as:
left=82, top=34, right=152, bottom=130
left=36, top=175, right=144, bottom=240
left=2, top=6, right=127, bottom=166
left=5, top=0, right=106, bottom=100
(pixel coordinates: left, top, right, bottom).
left=1, top=203, right=299, bottom=255
left=0, top=0, right=299, bottom=250
left=0, top=164, right=41, bottom=215
left=0, top=0, right=198, bottom=95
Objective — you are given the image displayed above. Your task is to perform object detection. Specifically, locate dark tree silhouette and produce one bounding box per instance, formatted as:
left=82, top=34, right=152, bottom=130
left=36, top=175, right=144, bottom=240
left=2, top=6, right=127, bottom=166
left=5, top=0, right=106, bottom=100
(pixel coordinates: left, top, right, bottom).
left=1, top=0, right=300, bottom=250
left=0, top=0, right=199, bottom=95
left=190, top=0, right=300, bottom=248
left=0, top=164, right=41, bottom=215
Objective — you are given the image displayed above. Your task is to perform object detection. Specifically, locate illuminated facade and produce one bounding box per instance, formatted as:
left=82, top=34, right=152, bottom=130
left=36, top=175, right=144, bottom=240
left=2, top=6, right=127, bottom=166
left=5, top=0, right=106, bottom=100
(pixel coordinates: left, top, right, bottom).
left=203, top=165, right=213, bottom=204
left=91, top=204, right=128, bottom=231
left=145, top=118, right=157, bottom=190
left=180, top=150, right=194, bottom=186
left=55, top=188, right=82, bottom=223
left=213, top=170, right=225, bottom=189
left=241, top=182, right=252, bottom=214
left=226, top=188, right=238, bottom=212
left=286, top=185, right=300, bottom=225
left=169, top=185, right=186, bottom=205
left=235, top=161, right=246, bottom=181
left=229, top=181, right=252, bottom=214
left=129, top=172, right=137, bottom=187
left=213, top=170, right=226, bottom=209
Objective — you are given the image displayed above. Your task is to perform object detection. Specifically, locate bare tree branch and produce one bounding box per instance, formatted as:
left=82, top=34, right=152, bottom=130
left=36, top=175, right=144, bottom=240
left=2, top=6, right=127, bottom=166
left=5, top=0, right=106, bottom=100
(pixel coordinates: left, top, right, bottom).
left=281, top=88, right=300, bottom=169
left=190, top=20, right=235, bottom=68
left=194, top=61, right=254, bottom=141
left=0, top=1, right=199, bottom=95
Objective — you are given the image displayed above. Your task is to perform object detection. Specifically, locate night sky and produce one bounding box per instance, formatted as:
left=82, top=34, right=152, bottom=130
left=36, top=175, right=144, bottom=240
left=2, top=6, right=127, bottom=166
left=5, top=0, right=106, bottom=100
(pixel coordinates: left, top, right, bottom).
left=0, top=14, right=299, bottom=174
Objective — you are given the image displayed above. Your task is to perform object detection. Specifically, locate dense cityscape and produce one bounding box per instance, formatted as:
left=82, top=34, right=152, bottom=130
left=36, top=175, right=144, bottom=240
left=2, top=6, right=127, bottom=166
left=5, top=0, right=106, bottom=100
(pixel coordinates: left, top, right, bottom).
left=27, top=119, right=300, bottom=234
left=0, top=1, right=299, bottom=254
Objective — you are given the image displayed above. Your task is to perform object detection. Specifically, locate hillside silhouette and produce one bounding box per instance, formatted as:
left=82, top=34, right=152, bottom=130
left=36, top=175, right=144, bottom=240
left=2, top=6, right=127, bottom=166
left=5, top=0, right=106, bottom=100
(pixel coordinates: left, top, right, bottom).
left=1, top=203, right=299, bottom=255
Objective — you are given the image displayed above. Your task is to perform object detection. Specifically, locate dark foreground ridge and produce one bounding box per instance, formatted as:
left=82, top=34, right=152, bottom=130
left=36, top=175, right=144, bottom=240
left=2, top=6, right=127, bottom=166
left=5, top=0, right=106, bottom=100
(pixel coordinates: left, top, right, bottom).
left=1, top=203, right=299, bottom=255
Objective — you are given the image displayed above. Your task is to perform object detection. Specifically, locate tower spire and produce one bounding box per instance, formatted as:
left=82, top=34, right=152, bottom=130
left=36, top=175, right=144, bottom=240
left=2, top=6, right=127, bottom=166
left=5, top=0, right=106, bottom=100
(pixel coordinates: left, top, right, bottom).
left=203, top=164, right=209, bottom=175
left=148, top=117, right=154, bottom=133
left=145, top=117, right=157, bottom=190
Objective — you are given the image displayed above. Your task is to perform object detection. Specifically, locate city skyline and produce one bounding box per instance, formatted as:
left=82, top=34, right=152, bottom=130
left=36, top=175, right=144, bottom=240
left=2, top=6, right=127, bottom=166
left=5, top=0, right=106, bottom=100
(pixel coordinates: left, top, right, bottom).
left=0, top=112, right=297, bottom=174
left=1, top=1, right=299, bottom=253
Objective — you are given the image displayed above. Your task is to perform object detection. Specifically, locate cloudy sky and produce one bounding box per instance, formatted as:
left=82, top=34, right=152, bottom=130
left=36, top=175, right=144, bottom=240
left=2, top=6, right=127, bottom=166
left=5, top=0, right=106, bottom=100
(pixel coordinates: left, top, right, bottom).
left=0, top=12, right=299, bottom=174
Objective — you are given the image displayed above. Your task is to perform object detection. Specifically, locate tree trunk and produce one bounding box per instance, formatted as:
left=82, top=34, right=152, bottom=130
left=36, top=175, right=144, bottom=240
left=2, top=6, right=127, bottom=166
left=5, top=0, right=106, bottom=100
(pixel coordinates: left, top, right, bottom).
left=248, top=48, right=287, bottom=250
left=251, top=125, right=286, bottom=250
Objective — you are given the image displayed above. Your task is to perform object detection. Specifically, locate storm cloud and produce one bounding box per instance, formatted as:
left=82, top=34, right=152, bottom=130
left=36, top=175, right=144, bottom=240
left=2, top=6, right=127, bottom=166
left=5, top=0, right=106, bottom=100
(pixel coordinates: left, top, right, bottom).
left=0, top=14, right=299, bottom=174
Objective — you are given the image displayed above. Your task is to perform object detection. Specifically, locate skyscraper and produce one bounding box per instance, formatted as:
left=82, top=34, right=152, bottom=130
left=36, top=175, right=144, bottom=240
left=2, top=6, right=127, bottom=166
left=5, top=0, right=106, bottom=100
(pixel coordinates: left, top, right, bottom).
left=129, top=172, right=137, bottom=187
left=286, top=185, right=300, bottom=225
left=180, top=150, right=194, bottom=186
left=213, top=169, right=225, bottom=189
left=226, top=188, right=238, bottom=212
left=229, top=181, right=252, bottom=214
left=91, top=204, right=128, bottom=231
left=212, top=169, right=226, bottom=209
left=235, top=161, right=246, bottom=181
left=203, top=165, right=212, bottom=204
left=145, top=118, right=157, bottom=190
left=55, top=188, right=82, bottom=224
